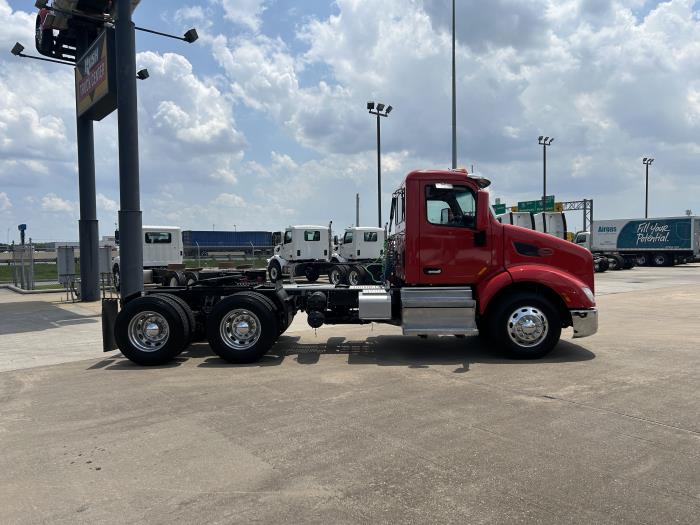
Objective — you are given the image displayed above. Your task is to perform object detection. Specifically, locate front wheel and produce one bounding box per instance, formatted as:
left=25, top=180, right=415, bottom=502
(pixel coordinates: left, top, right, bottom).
left=268, top=260, right=282, bottom=282
left=488, top=293, right=562, bottom=359
left=304, top=265, right=320, bottom=282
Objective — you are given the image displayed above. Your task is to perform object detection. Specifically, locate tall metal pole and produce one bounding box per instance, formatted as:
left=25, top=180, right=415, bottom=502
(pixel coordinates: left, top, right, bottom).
left=542, top=143, right=547, bottom=213
left=645, top=163, right=649, bottom=218
left=451, top=0, right=457, bottom=169
left=76, top=29, right=100, bottom=302
left=376, top=114, right=382, bottom=227
left=356, top=193, right=360, bottom=227
left=115, top=0, right=144, bottom=300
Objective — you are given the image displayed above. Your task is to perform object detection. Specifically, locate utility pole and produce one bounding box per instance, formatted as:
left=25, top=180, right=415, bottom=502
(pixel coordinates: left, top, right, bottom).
left=643, top=157, right=654, bottom=218
left=538, top=136, right=554, bottom=212
left=115, top=0, right=144, bottom=300
left=367, top=102, right=393, bottom=227
left=451, top=0, right=457, bottom=169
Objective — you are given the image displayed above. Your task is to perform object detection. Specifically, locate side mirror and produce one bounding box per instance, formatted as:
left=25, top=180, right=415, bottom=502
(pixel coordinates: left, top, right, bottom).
left=333, top=235, right=338, bottom=245
left=114, top=229, right=120, bottom=246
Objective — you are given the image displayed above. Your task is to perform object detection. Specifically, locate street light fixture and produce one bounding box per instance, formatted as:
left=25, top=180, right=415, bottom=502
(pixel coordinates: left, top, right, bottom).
left=10, top=41, right=73, bottom=65
left=538, top=136, right=554, bottom=212
left=368, top=101, right=393, bottom=227
left=643, top=157, right=654, bottom=218
left=136, top=68, right=149, bottom=80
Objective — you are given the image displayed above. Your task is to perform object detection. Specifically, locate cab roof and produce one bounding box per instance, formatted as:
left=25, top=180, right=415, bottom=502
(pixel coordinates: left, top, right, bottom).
left=404, top=169, right=491, bottom=189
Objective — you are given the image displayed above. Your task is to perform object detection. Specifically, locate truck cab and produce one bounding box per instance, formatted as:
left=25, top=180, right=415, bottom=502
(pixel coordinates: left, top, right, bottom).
left=533, top=212, right=568, bottom=240
left=334, top=227, right=385, bottom=262
left=497, top=211, right=535, bottom=229
left=267, top=225, right=332, bottom=282
left=113, top=226, right=183, bottom=289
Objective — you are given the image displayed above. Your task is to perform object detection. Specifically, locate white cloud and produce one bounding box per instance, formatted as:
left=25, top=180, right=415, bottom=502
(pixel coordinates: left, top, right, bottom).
left=41, top=194, right=75, bottom=213
left=96, top=193, right=118, bottom=213
left=217, top=0, right=267, bottom=32
left=0, top=192, right=11, bottom=212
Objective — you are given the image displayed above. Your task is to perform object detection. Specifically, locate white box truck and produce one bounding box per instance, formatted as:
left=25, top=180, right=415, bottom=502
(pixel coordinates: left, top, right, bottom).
left=574, top=216, right=700, bottom=266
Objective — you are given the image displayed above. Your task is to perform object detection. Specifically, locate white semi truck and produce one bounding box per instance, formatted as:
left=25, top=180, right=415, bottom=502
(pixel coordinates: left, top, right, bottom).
left=574, top=216, right=700, bottom=267
left=267, top=225, right=385, bottom=285
left=113, top=226, right=265, bottom=290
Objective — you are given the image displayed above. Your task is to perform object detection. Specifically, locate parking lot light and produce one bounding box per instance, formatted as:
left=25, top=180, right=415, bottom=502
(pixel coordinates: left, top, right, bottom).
left=136, top=68, right=149, bottom=80
left=9, top=41, right=73, bottom=65
left=11, top=42, right=24, bottom=56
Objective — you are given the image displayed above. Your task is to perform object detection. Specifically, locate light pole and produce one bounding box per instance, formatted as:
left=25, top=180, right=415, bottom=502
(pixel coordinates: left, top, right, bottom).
left=643, top=157, right=654, bottom=218
left=367, top=102, right=393, bottom=227
left=451, top=0, right=457, bottom=169
left=538, top=136, right=554, bottom=212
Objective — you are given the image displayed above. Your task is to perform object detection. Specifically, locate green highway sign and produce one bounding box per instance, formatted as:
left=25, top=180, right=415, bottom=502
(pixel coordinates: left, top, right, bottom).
left=492, top=203, right=507, bottom=215
left=517, top=195, right=555, bottom=213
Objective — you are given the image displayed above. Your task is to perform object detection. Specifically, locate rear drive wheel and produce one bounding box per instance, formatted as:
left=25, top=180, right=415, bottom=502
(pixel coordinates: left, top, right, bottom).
left=653, top=253, right=669, bottom=266
left=114, top=296, right=188, bottom=365
left=488, top=293, right=562, bottom=359
left=328, top=265, right=347, bottom=285
left=268, top=260, right=282, bottom=282
left=206, top=293, right=279, bottom=364
left=153, top=293, right=196, bottom=345
left=636, top=253, right=651, bottom=266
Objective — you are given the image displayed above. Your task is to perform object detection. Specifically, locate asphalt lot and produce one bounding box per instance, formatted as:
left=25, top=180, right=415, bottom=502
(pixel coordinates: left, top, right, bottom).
left=0, top=266, right=699, bottom=523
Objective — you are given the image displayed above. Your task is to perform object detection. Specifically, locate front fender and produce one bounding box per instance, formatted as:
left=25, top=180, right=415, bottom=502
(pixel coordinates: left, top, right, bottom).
left=477, top=265, right=595, bottom=314
left=267, top=254, right=288, bottom=268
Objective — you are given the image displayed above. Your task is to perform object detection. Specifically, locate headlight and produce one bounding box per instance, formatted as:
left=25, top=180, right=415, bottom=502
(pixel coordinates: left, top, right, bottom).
left=582, top=286, right=595, bottom=305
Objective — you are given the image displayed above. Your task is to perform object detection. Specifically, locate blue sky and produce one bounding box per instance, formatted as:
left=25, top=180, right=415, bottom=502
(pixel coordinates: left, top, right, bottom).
left=1, top=0, right=699, bottom=243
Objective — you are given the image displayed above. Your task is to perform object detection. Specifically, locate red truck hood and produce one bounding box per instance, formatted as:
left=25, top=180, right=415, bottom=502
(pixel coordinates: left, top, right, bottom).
left=502, top=225, right=595, bottom=292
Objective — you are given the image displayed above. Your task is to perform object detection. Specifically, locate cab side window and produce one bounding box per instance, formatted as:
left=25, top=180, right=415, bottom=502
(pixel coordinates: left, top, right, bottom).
left=283, top=231, right=293, bottom=244
left=304, top=230, right=321, bottom=241
left=364, top=232, right=378, bottom=242
left=145, top=232, right=172, bottom=244
left=425, top=184, right=476, bottom=229
left=343, top=231, right=353, bottom=243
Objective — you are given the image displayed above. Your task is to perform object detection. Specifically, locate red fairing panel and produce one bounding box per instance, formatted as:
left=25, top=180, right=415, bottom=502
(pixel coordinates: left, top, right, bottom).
left=502, top=224, right=595, bottom=292
left=508, top=264, right=595, bottom=309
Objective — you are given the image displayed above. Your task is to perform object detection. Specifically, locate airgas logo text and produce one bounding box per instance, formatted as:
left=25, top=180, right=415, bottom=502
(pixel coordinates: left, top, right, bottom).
left=598, top=226, right=617, bottom=233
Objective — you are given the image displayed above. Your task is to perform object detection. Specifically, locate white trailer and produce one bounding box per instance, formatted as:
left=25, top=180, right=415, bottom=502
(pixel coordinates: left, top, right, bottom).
left=533, top=212, right=567, bottom=240
left=497, top=211, right=535, bottom=229
left=575, top=216, right=700, bottom=267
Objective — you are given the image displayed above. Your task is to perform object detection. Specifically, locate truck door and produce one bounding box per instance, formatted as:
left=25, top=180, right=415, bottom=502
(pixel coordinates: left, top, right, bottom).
left=419, top=183, right=492, bottom=284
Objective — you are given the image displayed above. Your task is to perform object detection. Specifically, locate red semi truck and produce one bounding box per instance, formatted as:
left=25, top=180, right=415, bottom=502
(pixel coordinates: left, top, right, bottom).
left=108, top=169, right=598, bottom=365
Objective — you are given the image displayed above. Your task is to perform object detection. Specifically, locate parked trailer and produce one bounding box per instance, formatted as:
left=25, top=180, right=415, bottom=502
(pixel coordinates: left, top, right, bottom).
left=107, top=169, right=598, bottom=366
left=182, top=230, right=273, bottom=255
left=574, top=216, right=700, bottom=267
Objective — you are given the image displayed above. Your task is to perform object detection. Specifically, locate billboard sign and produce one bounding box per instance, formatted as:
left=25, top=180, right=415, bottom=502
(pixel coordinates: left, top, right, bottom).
left=75, top=28, right=117, bottom=121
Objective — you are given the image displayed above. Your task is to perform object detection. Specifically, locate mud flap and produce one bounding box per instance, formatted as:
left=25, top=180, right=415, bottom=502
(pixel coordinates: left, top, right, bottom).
left=102, top=298, right=119, bottom=352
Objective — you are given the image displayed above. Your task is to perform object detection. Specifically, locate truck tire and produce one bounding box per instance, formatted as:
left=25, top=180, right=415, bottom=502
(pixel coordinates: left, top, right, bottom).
left=488, top=293, right=562, bottom=359
left=166, top=271, right=185, bottom=287
left=268, top=260, right=282, bottom=282
left=608, top=255, right=624, bottom=271
left=153, top=293, right=196, bottom=344
left=598, top=257, right=609, bottom=272
left=348, top=265, right=370, bottom=285
left=328, top=265, right=347, bottom=285
left=304, top=265, right=320, bottom=282
left=636, top=253, right=651, bottom=266
left=622, top=256, right=636, bottom=270
left=114, top=296, right=189, bottom=365
left=653, top=253, right=670, bottom=267
left=206, top=293, right=279, bottom=364
left=234, top=291, right=288, bottom=335
left=185, top=271, right=198, bottom=286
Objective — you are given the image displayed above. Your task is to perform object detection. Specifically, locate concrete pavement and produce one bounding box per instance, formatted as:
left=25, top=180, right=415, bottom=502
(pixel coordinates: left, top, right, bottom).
left=0, top=266, right=699, bottom=523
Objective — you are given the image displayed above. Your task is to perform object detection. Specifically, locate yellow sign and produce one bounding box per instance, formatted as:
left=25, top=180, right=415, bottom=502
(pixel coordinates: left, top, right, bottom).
left=75, top=28, right=117, bottom=121
left=554, top=202, right=564, bottom=212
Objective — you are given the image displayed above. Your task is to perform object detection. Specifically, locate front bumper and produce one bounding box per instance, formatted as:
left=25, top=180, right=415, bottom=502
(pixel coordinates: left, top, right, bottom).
left=570, top=308, right=598, bottom=338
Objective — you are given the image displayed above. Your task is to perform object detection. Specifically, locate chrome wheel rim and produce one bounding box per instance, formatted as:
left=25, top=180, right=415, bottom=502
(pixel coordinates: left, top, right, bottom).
left=269, top=266, right=278, bottom=280
left=220, top=309, right=261, bottom=350
left=128, top=311, right=169, bottom=352
left=507, top=306, right=548, bottom=348
left=330, top=269, right=340, bottom=284
left=348, top=270, right=359, bottom=285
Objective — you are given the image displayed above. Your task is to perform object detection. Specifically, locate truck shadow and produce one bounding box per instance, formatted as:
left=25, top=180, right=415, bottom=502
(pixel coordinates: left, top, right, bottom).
left=197, top=335, right=595, bottom=370
left=95, top=335, right=594, bottom=370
